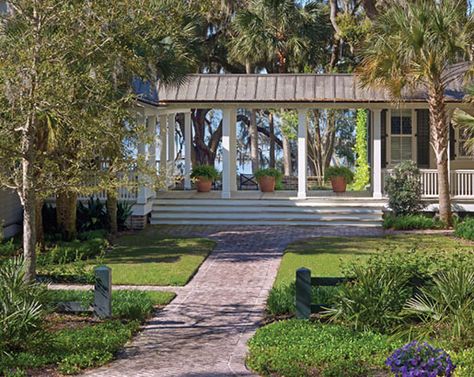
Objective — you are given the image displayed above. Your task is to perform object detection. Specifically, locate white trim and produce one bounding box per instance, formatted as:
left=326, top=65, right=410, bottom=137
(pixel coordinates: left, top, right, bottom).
left=297, top=109, right=308, bottom=199
left=372, top=109, right=383, bottom=198
left=386, top=108, right=417, bottom=167
left=184, top=112, right=192, bottom=190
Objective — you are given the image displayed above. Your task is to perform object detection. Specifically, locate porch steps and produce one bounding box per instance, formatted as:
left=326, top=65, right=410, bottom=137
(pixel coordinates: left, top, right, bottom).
left=150, top=198, right=385, bottom=227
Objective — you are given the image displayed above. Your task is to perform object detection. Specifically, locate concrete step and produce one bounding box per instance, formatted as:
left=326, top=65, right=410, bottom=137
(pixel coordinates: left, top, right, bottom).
left=153, top=199, right=386, bottom=208
left=151, top=212, right=381, bottom=222
left=150, top=218, right=382, bottom=227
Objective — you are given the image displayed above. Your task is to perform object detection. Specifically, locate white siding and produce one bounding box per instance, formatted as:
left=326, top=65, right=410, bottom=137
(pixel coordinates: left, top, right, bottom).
left=0, top=189, right=22, bottom=239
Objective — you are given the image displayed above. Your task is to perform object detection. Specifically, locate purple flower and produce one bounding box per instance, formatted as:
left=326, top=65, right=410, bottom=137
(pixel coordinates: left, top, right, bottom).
left=386, top=341, right=455, bottom=377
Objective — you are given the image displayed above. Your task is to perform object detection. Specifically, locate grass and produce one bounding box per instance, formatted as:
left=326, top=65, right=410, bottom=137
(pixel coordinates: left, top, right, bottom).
left=46, top=289, right=176, bottom=307
left=98, top=227, right=215, bottom=286
left=274, top=234, right=473, bottom=287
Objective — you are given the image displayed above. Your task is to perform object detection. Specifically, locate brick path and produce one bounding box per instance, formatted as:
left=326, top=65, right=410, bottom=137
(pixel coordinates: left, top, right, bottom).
left=82, top=225, right=384, bottom=377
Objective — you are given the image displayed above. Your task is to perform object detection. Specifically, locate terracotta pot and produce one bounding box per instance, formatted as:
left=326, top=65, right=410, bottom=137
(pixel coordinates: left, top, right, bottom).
left=330, top=176, right=347, bottom=193
left=196, top=177, right=213, bottom=193
left=259, top=176, right=276, bottom=193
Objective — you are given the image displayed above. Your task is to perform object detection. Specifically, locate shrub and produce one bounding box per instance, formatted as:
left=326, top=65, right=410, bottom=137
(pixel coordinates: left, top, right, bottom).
left=247, top=320, right=399, bottom=377
left=386, top=341, right=455, bottom=377
left=324, top=265, right=412, bottom=333
left=324, top=166, right=354, bottom=184
left=255, top=168, right=283, bottom=181
left=37, top=237, right=108, bottom=266
left=76, top=197, right=107, bottom=232
left=117, top=201, right=133, bottom=230
left=404, top=267, right=474, bottom=347
left=383, top=214, right=443, bottom=230
left=385, top=161, right=423, bottom=215
left=0, top=258, right=47, bottom=354
left=190, top=165, right=219, bottom=181
left=455, top=217, right=474, bottom=240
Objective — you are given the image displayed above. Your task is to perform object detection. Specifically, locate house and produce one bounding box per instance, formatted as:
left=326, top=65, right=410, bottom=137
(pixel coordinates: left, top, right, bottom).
left=0, top=189, right=22, bottom=239
left=131, top=73, right=472, bottom=227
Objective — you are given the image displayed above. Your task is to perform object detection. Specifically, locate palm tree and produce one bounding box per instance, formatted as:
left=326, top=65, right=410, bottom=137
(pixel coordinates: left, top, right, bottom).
left=230, top=0, right=330, bottom=175
left=358, top=0, right=474, bottom=226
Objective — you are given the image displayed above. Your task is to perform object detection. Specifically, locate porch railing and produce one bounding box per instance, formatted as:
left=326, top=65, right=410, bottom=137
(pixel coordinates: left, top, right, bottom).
left=382, top=169, right=474, bottom=198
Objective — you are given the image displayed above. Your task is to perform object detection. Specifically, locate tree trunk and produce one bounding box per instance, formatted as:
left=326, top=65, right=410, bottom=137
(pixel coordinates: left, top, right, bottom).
left=21, top=177, right=36, bottom=283
left=106, top=190, right=118, bottom=237
left=269, top=112, right=276, bottom=168
left=56, top=191, right=77, bottom=241
left=428, top=82, right=452, bottom=226
left=282, top=135, right=292, bottom=176
left=250, top=110, right=259, bottom=173
left=35, top=199, right=44, bottom=249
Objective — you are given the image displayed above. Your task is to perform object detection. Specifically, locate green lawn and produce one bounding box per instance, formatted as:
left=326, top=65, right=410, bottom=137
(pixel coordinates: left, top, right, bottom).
left=274, top=234, right=473, bottom=287
left=100, top=228, right=215, bottom=286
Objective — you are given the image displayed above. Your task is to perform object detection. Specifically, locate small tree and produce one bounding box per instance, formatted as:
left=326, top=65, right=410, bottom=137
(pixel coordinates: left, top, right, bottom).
left=385, top=161, right=423, bottom=216
left=352, top=109, right=370, bottom=190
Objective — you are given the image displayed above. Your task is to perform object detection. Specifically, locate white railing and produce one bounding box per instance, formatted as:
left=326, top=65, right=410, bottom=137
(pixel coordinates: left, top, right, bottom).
left=383, top=169, right=474, bottom=198
left=76, top=171, right=139, bottom=202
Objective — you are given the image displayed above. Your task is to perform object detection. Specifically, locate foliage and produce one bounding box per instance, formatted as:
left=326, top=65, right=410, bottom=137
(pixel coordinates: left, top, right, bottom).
left=386, top=341, right=455, bottom=377
left=359, top=0, right=473, bottom=225
left=0, top=258, right=47, bottom=355
left=385, top=161, right=423, bottom=215
left=190, top=165, right=219, bottom=181
left=266, top=282, right=337, bottom=317
left=37, top=237, right=108, bottom=267
left=455, top=217, right=474, bottom=241
left=324, top=166, right=354, bottom=184
left=0, top=239, right=19, bottom=258
left=352, top=110, right=370, bottom=190
left=383, top=214, right=443, bottom=230
left=247, top=320, right=399, bottom=377
left=77, top=198, right=108, bottom=232
left=117, top=201, right=133, bottom=230
left=0, top=320, right=140, bottom=376
left=404, top=267, right=474, bottom=347
left=324, top=265, right=411, bottom=333
left=255, top=168, right=283, bottom=181
left=453, top=85, right=474, bottom=156
left=45, top=289, right=175, bottom=321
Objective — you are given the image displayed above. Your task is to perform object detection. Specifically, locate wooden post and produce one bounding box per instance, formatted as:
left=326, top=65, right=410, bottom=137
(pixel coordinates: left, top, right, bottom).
left=94, top=266, right=112, bottom=318
left=296, top=267, right=312, bottom=319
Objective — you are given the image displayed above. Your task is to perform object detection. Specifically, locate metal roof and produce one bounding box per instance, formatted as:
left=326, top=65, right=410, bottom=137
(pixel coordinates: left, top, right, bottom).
left=157, top=73, right=465, bottom=104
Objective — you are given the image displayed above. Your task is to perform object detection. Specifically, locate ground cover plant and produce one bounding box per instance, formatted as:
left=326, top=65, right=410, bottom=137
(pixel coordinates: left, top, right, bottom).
left=247, top=320, right=401, bottom=377
left=1, top=258, right=175, bottom=376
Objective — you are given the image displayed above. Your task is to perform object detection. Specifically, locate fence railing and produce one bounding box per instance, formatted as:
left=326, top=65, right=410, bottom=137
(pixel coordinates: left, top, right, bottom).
left=382, top=169, right=474, bottom=198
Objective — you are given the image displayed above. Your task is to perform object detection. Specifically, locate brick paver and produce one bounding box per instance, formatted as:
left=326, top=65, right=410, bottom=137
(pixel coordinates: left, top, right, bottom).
left=82, top=225, right=384, bottom=377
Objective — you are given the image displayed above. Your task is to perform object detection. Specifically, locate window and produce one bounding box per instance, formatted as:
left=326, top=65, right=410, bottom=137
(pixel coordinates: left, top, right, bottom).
left=457, top=127, right=474, bottom=158
left=389, top=109, right=414, bottom=165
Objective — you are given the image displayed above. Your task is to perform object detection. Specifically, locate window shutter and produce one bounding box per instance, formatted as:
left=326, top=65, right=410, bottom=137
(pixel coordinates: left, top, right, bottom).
left=381, top=110, right=387, bottom=168
left=416, top=109, right=430, bottom=168
left=450, top=124, right=456, bottom=161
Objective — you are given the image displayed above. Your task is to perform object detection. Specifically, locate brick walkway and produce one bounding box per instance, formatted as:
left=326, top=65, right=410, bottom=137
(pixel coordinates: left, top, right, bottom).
left=82, top=225, right=384, bottom=377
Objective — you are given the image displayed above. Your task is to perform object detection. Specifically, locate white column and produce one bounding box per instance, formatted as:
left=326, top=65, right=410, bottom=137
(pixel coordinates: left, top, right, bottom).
left=297, top=109, right=308, bottom=199
left=159, top=114, right=168, bottom=190
left=184, top=112, right=192, bottom=190
left=137, top=114, right=147, bottom=204
left=372, top=109, right=383, bottom=198
left=221, top=108, right=237, bottom=198
left=167, top=113, right=175, bottom=187
left=147, top=115, right=157, bottom=199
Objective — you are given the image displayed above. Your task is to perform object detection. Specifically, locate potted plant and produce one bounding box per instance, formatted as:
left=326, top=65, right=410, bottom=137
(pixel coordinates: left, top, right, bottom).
left=324, top=166, right=354, bottom=193
left=190, top=165, right=219, bottom=193
left=255, top=168, right=282, bottom=193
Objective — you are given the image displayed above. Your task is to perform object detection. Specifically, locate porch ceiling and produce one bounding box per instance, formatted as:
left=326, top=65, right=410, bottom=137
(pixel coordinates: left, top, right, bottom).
left=156, top=73, right=465, bottom=106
